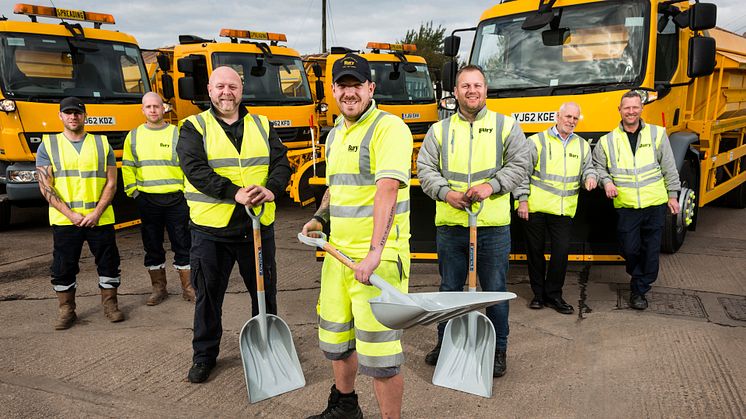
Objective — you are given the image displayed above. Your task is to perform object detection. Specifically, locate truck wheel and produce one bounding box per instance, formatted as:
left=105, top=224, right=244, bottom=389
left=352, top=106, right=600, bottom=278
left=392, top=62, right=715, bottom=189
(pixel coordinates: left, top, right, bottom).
left=0, top=197, right=11, bottom=231
left=723, top=182, right=746, bottom=209
left=661, top=159, right=698, bottom=254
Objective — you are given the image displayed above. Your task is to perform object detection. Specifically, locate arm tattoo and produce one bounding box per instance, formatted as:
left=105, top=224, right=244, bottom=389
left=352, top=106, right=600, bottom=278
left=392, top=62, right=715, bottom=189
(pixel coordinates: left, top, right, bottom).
left=379, top=203, right=396, bottom=247
left=37, top=167, right=64, bottom=206
left=313, top=188, right=331, bottom=223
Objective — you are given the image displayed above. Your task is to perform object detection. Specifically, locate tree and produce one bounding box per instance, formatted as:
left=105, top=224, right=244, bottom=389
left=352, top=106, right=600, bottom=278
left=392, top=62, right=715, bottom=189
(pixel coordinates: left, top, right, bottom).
left=400, top=21, right=450, bottom=83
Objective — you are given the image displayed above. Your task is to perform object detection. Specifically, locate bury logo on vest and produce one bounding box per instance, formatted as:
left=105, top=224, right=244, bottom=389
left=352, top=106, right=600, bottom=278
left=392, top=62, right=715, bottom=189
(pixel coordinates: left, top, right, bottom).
left=122, top=125, right=184, bottom=197
left=601, top=122, right=669, bottom=209
left=183, top=110, right=275, bottom=227
left=526, top=129, right=589, bottom=217
left=42, top=133, right=115, bottom=226
left=434, top=110, right=514, bottom=227
left=348, top=145, right=359, bottom=152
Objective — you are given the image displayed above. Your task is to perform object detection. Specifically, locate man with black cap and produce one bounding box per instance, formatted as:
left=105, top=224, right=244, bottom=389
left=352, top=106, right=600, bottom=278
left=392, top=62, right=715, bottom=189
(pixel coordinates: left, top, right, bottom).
left=35, top=97, right=123, bottom=330
left=301, top=54, right=413, bottom=419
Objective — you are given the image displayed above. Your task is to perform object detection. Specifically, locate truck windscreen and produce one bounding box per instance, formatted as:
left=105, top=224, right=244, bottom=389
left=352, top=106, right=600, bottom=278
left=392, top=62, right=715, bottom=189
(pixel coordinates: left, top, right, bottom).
left=212, top=52, right=313, bottom=106
left=370, top=62, right=435, bottom=105
left=471, top=0, right=648, bottom=96
left=0, top=33, right=149, bottom=102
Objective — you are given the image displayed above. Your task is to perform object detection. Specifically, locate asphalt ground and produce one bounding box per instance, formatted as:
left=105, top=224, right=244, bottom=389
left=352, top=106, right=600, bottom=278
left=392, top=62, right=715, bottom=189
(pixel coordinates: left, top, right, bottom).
left=1, top=202, right=745, bottom=418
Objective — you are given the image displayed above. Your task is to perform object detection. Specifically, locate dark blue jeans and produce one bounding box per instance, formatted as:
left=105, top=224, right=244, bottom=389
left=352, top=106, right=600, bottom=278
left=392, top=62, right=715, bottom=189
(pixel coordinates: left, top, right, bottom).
left=435, top=225, right=511, bottom=351
left=616, top=204, right=667, bottom=296
left=135, top=194, right=191, bottom=267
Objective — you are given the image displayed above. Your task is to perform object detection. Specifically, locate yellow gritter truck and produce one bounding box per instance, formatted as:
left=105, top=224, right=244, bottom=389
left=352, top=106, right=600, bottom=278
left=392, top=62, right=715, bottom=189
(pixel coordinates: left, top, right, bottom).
left=147, top=29, right=318, bottom=205
left=0, top=3, right=150, bottom=228
left=437, top=0, right=744, bottom=260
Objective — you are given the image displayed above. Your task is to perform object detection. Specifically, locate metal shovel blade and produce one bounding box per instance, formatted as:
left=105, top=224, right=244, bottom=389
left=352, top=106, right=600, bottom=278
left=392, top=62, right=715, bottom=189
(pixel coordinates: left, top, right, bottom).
left=297, top=233, right=516, bottom=330
left=368, top=288, right=516, bottom=330
left=432, top=311, right=496, bottom=397
left=239, top=312, right=305, bottom=403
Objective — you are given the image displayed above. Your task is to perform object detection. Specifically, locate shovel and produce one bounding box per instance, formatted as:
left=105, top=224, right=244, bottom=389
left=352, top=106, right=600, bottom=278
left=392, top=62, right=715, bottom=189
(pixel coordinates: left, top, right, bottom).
left=297, top=232, right=516, bottom=330
left=432, top=201, right=497, bottom=397
left=239, top=204, right=305, bottom=403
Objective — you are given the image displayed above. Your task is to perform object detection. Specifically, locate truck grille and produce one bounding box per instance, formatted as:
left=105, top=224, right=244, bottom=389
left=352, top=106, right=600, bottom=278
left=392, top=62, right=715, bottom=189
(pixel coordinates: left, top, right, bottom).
left=406, top=122, right=433, bottom=136
left=24, top=131, right=128, bottom=153
left=275, top=126, right=312, bottom=142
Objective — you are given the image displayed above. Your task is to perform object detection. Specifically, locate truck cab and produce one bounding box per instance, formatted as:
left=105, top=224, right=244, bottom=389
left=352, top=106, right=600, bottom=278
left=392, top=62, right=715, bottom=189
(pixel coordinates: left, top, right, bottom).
left=0, top=3, right=150, bottom=228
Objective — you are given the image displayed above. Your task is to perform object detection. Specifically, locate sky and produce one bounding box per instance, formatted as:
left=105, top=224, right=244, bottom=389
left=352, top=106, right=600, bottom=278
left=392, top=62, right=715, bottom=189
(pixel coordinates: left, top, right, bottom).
left=2, top=0, right=744, bottom=58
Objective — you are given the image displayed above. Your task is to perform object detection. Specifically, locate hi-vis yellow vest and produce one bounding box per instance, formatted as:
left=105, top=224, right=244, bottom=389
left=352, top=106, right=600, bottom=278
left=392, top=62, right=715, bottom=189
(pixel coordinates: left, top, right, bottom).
left=527, top=129, right=589, bottom=217
left=600, top=123, right=669, bottom=209
left=325, top=107, right=412, bottom=261
left=42, top=133, right=115, bottom=226
left=122, top=124, right=183, bottom=196
left=183, top=110, right=275, bottom=227
left=432, top=110, right=515, bottom=227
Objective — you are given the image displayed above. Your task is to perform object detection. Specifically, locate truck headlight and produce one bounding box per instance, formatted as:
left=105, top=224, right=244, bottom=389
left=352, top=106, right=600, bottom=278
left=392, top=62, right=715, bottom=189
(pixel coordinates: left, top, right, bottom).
left=7, top=169, right=38, bottom=183
left=318, top=103, right=329, bottom=113
left=1, top=99, right=16, bottom=112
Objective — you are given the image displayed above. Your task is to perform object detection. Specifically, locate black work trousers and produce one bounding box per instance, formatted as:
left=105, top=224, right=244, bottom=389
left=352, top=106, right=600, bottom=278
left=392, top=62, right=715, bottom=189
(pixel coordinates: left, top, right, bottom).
left=50, top=224, right=121, bottom=291
left=522, top=212, right=572, bottom=302
left=135, top=195, right=191, bottom=267
left=616, top=204, right=666, bottom=296
left=190, top=228, right=278, bottom=364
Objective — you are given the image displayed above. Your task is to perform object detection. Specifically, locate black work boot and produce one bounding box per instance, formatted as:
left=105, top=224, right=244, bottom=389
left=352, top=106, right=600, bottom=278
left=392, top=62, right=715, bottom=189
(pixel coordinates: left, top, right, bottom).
left=307, top=384, right=363, bottom=419
left=425, top=343, right=441, bottom=366
left=494, top=349, right=507, bottom=377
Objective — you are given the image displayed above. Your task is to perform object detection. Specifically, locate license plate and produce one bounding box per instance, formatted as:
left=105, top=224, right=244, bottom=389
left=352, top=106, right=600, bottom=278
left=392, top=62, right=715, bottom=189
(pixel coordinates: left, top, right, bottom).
left=402, top=113, right=420, bottom=120
left=85, top=116, right=116, bottom=126
left=56, top=8, right=86, bottom=21
left=271, top=119, right=291, bottom=128
left=512, top=112, right=555, bottom=123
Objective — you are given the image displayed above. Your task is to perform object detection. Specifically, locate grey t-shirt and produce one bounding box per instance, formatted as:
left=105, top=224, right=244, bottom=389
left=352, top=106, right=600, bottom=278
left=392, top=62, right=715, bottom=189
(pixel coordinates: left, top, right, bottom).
left=36, top=134, right=116, bottom=167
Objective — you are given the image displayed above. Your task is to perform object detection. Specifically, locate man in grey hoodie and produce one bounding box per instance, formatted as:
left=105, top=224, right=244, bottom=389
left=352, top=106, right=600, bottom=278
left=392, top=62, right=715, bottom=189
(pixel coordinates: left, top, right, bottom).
left=416, top=65, right=530, bottom=377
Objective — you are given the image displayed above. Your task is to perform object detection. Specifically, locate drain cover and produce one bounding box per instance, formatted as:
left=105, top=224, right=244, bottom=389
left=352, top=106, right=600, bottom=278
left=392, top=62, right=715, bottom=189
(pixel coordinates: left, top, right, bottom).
left=718, top=297, right=746, bottom=322
left=618, top=290, right=706, bottom=318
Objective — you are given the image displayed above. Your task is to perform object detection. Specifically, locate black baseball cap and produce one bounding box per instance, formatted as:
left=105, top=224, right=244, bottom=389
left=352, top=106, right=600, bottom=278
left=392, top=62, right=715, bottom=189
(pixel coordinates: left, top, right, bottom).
left=60, top=97, right=86, bottom=113
left=332, top=53, right=372, bottom=83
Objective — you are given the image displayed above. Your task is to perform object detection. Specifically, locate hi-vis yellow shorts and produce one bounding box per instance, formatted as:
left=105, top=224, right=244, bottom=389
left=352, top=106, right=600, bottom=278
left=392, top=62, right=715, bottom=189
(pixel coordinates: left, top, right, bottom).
left=317, top=254, right=409, bottom=376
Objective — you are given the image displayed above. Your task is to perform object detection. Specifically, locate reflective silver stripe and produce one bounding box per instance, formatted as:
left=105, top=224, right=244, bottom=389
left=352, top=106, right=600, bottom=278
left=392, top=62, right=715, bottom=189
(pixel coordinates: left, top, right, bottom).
left=531, top=180, right=579, bottom=197
left=532, top=170, right=580, bottom=184
left=122, top=160, right=137, bottom=167
left=138, top=179, right=182, bottom=187
left=208, top=157, right=269, bottom=169
left=538, top=131, right=548, bottom=178
left=610, top=162, right=659, bottom=176
left=320, top=341, right=355, bottom=353
left=615, top=174, right=663, bottom=188
left=355, top=329, right=402, bottom=343
left=440, top=116, right=452, bottom=172
left=329, top=173, right=375, bottom=186
left=54, top=170, right=79, bottom=178
left=137, top=159, right=180, bottom=167
left=319, top=317, right=354, bottom=333
left=93, top=135, right=105, bottom=177
left=241, top=157, right=269, bottom=166
left=604, top=134, right=617, bottom=170
left=49, top=134, right=62, bottom=171
left=184, top=192, right=234, bottom=205
left=195, top=114, right=206, bottom=133
left=99, top=275, right=120, bottom=289
left=443, top=167, right=495, bottom=183
left=251, top=114, right=269, bottom=150
left=358, top=112, right=388, bottom=174
left=65, top=200, right=99, bottom=209
left=649, top=125, right=658, bottom=157
left=330, top=200, right=409, bottom=218
left=494, top=113, right=504, bottom=171
left=376, top=169, right=408, bottom=180
left=325, top=128, right=338, bottom=160
left=357, top=353, right=404, bottom=368
left=130, top=127, right=140, bottom=164
left=124, top=182, right=137, bottom=191
left=53, top=283, right=76, bottom=292
left=171, top=126, right=179, bottom=162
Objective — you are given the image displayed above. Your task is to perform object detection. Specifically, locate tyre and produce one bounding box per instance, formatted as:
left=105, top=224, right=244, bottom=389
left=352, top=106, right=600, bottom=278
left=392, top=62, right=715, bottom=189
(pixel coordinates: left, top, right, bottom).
left=661, top=158, right=698, bottom=253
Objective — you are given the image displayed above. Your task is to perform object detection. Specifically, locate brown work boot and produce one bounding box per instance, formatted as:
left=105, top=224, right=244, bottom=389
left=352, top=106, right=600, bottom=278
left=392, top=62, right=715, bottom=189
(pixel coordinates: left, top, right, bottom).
left=54, top=289, right=77, bottom=330
left=146, top=268, right=168, bottom=306
left=178, top=268, right=195, bottom=302
left=101, top=288, right=125, bottom=322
